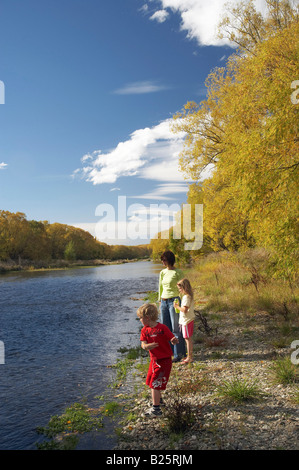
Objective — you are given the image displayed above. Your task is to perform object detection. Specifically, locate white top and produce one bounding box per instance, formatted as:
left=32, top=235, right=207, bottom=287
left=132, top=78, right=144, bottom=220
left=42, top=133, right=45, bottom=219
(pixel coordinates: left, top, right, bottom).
left=179, top=294, right=195, bottom=326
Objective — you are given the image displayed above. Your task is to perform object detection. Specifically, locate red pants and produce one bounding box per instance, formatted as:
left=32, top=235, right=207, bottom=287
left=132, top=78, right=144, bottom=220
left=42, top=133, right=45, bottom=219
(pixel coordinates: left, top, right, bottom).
left=146, top=357, right=172, bottom=390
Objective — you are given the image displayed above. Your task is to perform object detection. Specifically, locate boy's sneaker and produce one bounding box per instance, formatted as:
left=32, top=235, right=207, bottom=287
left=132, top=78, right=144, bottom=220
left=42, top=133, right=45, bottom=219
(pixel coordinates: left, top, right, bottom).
left=143, top=406, right=162, bottom=418
left=147, top=398, right=165, bottom=408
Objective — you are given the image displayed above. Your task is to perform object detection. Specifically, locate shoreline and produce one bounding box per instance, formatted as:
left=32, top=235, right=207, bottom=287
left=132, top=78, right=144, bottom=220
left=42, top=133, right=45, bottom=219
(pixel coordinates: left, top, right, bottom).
left=113, top=306, right=299, bottom=451
left=5, top=252, right=298, bottom=450
left=0, top=257, right=151, bottom=275
left=35, top=255, right=298, bottom=451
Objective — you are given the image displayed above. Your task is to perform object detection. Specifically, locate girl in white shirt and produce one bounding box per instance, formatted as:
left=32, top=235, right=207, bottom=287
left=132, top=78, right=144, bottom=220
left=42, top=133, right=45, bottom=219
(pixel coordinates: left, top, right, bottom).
left=173, top=278, right=195, bottom=364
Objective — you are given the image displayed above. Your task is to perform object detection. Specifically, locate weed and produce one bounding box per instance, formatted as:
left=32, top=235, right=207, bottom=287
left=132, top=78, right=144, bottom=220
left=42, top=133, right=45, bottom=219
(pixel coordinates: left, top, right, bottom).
left=291, top=388, right=299, bottom=404
left=143, top=291, right=159, bottom=304
left=36, top=402, right=103, bottom=449
left=163, top=388, right=197, bottom=434
left=110, top=357, right=134, bottom=387
left=271, top=337, right=291, bottom=349
left=216, top=376, right=263, bottom=403
left=269, top=356, right=299, bottom=385
left=103, top=401, right=122, bottom=416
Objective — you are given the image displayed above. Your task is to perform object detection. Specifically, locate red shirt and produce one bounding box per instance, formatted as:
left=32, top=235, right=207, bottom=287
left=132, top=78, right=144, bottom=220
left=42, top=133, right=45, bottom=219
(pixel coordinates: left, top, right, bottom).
left=140, top=322, right=174, bottom=360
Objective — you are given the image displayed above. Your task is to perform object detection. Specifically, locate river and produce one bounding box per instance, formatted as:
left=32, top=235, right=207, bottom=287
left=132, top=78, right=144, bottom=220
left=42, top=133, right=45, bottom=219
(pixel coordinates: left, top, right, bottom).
left=0, top=260, right=161, bottom=450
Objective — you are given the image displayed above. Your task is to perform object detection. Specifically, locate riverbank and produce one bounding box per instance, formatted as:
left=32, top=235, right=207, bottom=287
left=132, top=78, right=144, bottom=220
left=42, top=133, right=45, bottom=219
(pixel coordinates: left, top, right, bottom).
left=113, top=253, right=299, bottom=451
left=0, top=257, right=150, bottom=274
left=114, top=307, right=299, bottom=450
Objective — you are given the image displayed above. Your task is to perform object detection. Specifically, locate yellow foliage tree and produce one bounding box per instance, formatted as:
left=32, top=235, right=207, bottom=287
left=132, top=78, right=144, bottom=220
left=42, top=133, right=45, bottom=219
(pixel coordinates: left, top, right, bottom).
left=173, top=0, right=299, bottom=277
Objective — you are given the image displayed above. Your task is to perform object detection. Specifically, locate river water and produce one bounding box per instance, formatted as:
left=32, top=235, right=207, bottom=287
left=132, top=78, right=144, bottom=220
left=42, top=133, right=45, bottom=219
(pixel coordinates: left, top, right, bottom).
left=0, top=260, right=161, bottom=450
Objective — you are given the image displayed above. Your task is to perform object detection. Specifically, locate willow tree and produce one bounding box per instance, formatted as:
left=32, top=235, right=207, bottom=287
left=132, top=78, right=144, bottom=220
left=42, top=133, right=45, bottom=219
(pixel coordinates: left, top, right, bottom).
left=173, top=0, right=299, bottom=277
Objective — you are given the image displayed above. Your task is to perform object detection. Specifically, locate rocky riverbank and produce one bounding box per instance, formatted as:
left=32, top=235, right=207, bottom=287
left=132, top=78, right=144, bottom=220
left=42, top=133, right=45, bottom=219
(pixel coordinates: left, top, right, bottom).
left=114, top=308, right=299, bottom=451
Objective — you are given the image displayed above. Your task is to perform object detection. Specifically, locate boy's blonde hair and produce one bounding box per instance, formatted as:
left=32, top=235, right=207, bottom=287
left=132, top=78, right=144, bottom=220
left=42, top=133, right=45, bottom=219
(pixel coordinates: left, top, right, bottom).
left=178, top=278, right=194, bottom=300
left=136, top=303, right=159, bottom=321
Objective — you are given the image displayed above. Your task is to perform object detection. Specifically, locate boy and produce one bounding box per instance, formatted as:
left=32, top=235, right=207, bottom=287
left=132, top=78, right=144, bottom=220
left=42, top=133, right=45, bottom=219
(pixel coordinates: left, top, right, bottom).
left=137, top=303, right=179, bottom=417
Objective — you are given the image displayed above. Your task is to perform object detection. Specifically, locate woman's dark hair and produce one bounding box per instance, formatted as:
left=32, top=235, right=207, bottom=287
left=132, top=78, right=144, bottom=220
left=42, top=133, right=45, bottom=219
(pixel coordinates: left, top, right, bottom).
left=161, top=250, right=175, bottom=266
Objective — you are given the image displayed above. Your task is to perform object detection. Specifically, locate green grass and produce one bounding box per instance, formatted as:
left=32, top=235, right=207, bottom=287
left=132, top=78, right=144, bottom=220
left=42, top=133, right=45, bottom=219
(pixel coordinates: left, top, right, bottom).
left=216, top=376, right=263, bottom=402
left=110, top=357, right=134, bottom=388
left=143, top=290, right=159, bottom=303
left=36, top=402, right=103, bottom=449
left=103, top=401, right=122, bottom=416
left=269, top=357, right=299, bottom=385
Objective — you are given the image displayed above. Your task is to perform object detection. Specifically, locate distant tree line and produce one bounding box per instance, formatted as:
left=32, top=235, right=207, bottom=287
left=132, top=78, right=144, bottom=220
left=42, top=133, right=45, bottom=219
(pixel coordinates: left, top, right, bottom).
left=0, top=211, right=151, bottom=263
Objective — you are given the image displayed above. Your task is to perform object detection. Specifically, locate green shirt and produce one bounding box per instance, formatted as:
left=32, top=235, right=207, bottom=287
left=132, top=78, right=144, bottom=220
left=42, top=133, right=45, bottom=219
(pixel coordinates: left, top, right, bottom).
left=158, top=268, right=184, bottom=300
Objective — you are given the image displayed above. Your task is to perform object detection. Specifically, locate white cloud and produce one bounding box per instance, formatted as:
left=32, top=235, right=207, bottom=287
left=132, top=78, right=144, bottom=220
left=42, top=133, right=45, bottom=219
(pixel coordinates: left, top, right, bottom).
left=113, top=80, right=169, bottom=95
left=132, top=183, right=189, bottom=200
left=150, top=9, right=169, bottom=22
left=0, top=162, right=8, bottom=170
left=147, top=0, right=267, bottom=47
left=73, top=119, right=187, bottom=186
left=139, top=4, right=149, bottom=13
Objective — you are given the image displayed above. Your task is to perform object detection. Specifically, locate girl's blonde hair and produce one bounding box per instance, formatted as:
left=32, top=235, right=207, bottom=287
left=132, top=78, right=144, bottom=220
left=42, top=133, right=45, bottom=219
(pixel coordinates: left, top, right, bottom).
left=178, top=278, right=194, bottom=300
left=136, top=303, right=159, bottom=321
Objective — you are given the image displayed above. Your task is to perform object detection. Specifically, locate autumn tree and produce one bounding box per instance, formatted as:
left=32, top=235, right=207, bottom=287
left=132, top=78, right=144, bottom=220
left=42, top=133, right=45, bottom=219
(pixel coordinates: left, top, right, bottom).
left=150, top=235, right=170, bottom=261
left=64, top=240, right=76, bottom=261
left=0, top=211, right=31, bottom=261
left=23, top=220, right=51, bottom=260
left=173, top=0, right=299, bottom=277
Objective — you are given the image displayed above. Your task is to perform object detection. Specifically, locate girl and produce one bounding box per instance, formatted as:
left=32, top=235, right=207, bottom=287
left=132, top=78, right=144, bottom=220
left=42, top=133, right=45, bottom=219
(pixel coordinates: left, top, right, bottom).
left=173, top=278, right=195, bottom=364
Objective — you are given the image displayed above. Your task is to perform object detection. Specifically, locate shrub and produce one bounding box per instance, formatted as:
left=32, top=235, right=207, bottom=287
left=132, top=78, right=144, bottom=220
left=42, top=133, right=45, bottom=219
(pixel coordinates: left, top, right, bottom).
left=163, top=386, right=198, bottom=434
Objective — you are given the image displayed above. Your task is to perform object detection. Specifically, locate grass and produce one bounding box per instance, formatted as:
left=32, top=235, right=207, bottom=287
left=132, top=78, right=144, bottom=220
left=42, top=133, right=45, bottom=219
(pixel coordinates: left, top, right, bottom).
left=118, top=346, right=144, bottom=360
left=292, top=388, right=299, bottom=404
left=36, top=402, right=103, bottom=450
left=269, top=356, right=299, bottom=385
left=102, top=401, right=122, bottom=416
left=110, top=357, right=134, bottom=388
left=143, top=290, right=159, bottom=304
left=216, top=376, right=263, bottom=403
left=187, top=249, right=299, bottom=320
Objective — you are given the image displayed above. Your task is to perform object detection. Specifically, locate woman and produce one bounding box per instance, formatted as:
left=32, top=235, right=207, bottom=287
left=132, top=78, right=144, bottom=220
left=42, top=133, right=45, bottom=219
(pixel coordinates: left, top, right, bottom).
left=158, top=250, right=186, bottom=362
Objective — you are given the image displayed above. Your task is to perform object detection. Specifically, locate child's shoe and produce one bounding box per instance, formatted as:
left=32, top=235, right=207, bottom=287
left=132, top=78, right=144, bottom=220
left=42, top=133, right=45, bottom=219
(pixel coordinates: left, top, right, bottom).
left=143, top=406, right=162, bottom=418
left=148, top=398, right=165, bottom=408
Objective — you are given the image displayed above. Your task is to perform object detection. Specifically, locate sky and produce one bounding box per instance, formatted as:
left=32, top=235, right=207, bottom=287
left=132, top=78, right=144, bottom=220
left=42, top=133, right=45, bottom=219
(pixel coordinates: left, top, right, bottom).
left=0, top=0, right=267, bottom=245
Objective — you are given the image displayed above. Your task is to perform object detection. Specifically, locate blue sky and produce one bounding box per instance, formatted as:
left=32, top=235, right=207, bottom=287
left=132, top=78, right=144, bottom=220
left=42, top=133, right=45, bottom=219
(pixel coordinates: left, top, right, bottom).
left=0, top=0, right=266, bottom=245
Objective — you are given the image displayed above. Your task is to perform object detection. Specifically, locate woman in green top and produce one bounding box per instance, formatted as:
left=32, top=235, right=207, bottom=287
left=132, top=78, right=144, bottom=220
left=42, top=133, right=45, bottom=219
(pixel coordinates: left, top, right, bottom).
left=159, top=250, right=186, bottom=362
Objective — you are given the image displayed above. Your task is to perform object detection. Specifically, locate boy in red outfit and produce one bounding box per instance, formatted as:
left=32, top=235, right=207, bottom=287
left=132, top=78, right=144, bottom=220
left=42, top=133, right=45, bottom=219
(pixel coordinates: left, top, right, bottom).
left=137, top=303, right=179, bottom=417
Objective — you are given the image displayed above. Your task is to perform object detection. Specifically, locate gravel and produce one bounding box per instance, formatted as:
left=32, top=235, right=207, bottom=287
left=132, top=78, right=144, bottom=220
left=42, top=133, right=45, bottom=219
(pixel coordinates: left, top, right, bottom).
left=114, top=310, right=299, bottom=451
